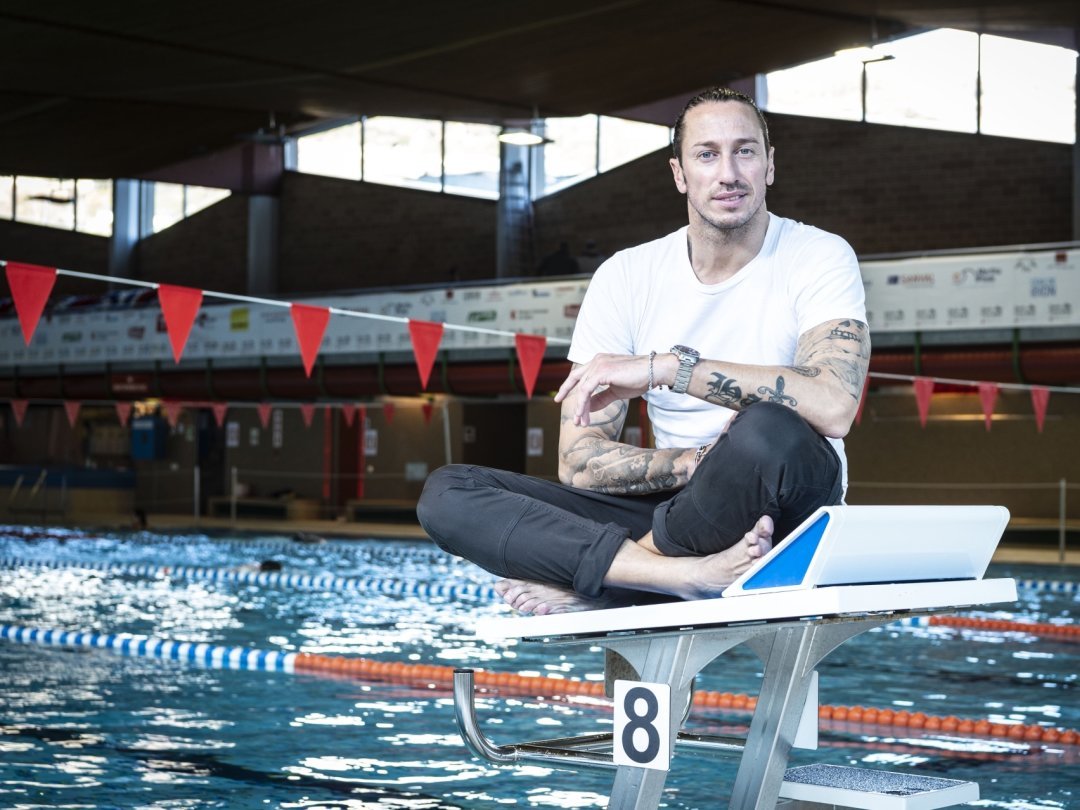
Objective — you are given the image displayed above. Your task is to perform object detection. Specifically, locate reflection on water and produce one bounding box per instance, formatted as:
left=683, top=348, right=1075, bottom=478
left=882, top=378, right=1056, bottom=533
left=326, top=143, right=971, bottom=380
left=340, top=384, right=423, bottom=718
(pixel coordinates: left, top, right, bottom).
left=0, top=529, right=1076, bottom=809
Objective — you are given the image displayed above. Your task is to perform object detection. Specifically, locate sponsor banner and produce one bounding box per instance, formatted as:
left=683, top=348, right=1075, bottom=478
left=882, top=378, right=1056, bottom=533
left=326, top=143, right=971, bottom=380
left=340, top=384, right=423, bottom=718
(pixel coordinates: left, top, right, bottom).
left=0, top=249, right=1074, bottom=369
left=861, top=248, right=1077, bottom=333
left=0, top=280, right=589, bottom=368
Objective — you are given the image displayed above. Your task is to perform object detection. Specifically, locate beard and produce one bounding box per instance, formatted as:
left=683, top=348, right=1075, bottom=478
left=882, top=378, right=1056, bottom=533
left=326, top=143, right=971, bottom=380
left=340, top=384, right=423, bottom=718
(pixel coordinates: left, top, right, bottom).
left=688, top=187, right=767, bottom=234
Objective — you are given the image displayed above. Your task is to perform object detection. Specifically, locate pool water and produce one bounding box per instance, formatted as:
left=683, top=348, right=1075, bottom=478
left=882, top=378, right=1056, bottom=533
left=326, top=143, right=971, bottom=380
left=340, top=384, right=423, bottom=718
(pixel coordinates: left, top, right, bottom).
left=0, top=526, right=1076, bottom=809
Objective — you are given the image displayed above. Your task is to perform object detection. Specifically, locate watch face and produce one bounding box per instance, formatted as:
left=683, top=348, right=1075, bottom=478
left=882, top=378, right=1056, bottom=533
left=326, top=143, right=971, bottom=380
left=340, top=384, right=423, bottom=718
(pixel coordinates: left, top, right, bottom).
left=672, top=344, right=700, bottom=359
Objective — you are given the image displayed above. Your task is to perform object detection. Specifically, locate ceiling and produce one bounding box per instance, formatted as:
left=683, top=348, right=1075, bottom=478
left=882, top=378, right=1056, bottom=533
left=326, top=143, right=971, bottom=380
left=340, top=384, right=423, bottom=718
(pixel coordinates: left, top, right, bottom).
left=1, top=0, right=1076, bottom=180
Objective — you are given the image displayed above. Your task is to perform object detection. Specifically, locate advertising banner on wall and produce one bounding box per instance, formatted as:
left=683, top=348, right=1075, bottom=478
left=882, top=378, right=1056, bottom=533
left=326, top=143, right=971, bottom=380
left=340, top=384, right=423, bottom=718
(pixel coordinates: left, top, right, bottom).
left=1, top=248, right=1075, bottom=370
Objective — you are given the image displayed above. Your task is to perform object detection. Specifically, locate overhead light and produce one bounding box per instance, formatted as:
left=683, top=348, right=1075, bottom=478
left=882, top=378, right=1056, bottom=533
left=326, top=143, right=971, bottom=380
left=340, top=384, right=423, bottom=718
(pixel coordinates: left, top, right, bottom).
left=498, top=128, right=549, bottom=146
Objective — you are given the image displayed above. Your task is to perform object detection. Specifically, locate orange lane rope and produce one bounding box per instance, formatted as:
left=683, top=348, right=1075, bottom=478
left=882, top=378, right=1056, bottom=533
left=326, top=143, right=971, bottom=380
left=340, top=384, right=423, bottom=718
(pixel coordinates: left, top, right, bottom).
left=922, top=615, right=1080, bottom=639
left=292, top=653, right=1079, bottom=746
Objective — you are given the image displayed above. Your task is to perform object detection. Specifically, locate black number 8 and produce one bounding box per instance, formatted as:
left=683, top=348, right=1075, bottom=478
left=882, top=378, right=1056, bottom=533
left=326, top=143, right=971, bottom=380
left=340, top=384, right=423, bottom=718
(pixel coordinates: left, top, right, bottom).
left=621, top=686, right=661, bottom=764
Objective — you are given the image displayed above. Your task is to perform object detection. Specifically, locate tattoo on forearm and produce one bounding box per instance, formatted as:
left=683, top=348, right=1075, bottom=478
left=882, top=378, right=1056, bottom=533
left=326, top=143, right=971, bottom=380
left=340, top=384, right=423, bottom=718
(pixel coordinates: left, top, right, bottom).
left=757, top=376, right=797, bottom=406
left=560, top=399, right=684, bottom=494
left=786, top=365, right=820, bottom=377
left=705, top=373, right=762, bottom=408
left=579, top=445, right=681, bottom=495
left=797, top=319, right=871, bottom=402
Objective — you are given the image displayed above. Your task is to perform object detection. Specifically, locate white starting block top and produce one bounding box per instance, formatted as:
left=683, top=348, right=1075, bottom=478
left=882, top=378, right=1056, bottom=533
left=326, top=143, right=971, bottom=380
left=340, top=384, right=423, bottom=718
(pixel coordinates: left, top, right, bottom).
left=476, top=504, right=1016, bottom=642
left=477, top=578, right=1018, bottom=642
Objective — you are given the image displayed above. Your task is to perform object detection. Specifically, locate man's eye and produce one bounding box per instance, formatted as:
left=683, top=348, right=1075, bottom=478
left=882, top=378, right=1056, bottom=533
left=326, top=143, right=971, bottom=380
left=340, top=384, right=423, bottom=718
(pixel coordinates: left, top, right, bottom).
left=698, top=151, right=716, bottom=159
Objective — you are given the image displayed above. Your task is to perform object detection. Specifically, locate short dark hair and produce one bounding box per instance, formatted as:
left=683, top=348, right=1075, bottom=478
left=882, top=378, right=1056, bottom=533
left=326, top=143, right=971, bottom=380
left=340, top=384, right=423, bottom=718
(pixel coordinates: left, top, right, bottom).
left=671, top=87, right=771, bottom=162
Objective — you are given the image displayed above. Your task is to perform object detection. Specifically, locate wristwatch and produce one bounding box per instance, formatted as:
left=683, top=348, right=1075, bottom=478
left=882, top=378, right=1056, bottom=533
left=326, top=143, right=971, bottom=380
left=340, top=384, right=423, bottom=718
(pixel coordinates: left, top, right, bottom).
left=670, top=344, right=700, bottom=394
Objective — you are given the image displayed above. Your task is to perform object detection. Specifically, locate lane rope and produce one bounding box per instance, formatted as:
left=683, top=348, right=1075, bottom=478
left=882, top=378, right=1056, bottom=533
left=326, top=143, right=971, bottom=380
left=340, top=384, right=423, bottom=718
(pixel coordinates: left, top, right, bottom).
left=897, top=614, right=1080, bottom=639
left=0, top=623, right=294, bottom=672
left=1, top=622, right=1074, bottom=747
left=0, top=556, right=498, bottom=601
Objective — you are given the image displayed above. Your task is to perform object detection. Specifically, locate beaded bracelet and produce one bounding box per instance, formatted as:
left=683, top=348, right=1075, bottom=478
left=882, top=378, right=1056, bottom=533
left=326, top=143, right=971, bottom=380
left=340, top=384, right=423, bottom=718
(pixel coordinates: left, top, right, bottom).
left=648, top=350, right=656, bottom=390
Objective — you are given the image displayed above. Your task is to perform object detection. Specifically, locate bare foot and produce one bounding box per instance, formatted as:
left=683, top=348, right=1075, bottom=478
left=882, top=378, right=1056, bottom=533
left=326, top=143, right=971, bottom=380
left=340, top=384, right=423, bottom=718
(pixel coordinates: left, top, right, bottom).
left=688, top=515, right=774, bottom=599
left=494, top=578, right=608, bottom=615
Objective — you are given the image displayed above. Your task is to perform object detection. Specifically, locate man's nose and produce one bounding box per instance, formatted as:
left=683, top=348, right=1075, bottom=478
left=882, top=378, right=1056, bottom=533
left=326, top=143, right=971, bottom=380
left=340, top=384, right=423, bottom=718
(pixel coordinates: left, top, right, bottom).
left=714, top=153, right=740, bottom=184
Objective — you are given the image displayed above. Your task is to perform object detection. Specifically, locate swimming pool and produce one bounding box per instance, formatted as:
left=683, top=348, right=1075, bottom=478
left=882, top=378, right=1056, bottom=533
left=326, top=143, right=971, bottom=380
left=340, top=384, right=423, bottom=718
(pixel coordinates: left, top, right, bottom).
left=0, top=526, right=1076, bottom=808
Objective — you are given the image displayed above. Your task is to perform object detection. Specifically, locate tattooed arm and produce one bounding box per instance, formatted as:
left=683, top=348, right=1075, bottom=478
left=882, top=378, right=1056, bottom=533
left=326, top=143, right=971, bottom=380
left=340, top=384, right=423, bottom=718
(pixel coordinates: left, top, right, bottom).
left=654, top=318, right=871, bottom=438
left=557, top=365, right=695, bottom=493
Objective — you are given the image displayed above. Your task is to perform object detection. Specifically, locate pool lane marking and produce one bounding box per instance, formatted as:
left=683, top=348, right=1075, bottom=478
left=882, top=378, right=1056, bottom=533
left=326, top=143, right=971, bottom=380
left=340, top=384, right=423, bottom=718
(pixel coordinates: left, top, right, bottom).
left=0, top=556, right=499, bottom=601
left=0, top=623, right=295, bottom=673
left=1, top=621, right=1076, bottom=749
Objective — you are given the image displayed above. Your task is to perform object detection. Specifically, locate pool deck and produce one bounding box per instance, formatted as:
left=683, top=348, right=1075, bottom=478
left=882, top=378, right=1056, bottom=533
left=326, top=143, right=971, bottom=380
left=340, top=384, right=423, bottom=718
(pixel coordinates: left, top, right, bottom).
left=135, top=514, right=1080, bottom=566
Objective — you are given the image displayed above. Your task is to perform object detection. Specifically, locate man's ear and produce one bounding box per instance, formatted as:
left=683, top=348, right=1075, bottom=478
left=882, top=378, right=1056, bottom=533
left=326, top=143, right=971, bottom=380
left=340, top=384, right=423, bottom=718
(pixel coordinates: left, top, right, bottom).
left=669, top=157, right=687, bottom=194
left=766, top=146, right=776, bottom=186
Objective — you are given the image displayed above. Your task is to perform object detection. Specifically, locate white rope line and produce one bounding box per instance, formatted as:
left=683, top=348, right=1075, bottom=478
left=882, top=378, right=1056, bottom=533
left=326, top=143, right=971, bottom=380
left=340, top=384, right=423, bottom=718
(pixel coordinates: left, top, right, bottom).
left=11, top=262, right=572, bottom=346
left=869, top=371, right=1080, bottom=397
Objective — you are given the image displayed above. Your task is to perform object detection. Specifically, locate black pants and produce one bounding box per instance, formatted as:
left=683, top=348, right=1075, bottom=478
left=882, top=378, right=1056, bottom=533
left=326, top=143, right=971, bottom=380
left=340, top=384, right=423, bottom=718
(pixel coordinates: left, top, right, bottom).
left=416, top=402, right=843, bottom=600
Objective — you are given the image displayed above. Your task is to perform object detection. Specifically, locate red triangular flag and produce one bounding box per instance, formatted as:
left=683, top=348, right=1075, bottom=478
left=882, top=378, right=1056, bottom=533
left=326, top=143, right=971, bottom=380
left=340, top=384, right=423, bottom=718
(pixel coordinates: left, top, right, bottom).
left=64, top=400, right=81, bottom=428
left=257, top=403, right=272, bottom=429
left=157, top=284, right=203, bottom=363
left=341, top=404, right=356, bottom=427
left=515, top=333, right=547, bottom=398
left=115, top=401, right=133, bottom=426
left=290, top=303, right=330, bottom=378
left=211, top=402, right=228, bottom=427
left=10, top=399, right=28, bottom=427
left=421, top=400, right=434, bottom=425
left=977, top=382, right=999, bottom=432
left=854, top=376, right=869, bottom=426
left=162, top=400, right=183, bottom=428
left=6, top=261, right=57, bottom=344
left=913, top=377, right=934, bottom=427
left=408, top=319, right=444, bottom=390
left=383, top=401, right=395, bottom=424
left=1030, top=386, right=1050, bottom=433
left=300, top=403, right=316, bottom=428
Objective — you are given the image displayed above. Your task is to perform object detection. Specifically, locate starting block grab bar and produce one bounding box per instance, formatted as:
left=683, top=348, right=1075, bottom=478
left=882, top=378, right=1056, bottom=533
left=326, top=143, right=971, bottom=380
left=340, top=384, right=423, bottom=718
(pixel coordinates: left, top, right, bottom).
left=454, top=505, right=1019, bottom=810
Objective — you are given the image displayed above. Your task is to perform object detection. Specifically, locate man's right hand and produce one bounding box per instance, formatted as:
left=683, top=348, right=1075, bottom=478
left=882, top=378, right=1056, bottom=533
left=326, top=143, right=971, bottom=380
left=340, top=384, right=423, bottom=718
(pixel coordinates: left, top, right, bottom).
left=555, top=352, right=669, bottom=427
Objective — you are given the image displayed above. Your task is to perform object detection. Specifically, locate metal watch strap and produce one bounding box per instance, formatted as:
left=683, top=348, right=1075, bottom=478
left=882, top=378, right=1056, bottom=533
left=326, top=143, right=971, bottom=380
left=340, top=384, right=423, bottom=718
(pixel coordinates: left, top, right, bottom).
left=671, top=345, right=699, bottom=394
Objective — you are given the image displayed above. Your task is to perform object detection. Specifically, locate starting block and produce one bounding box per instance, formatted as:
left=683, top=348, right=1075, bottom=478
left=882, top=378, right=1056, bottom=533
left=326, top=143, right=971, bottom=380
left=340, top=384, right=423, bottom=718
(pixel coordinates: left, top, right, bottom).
left=453, top=505, right=1017, bottom=810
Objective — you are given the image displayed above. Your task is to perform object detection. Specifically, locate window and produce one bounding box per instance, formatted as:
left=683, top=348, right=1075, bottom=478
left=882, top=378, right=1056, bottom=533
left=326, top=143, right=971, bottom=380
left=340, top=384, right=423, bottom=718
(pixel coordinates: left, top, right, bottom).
left=151, top=182, right=231, bottom=233
left=443, top=121, right=500, bottom=198
left=363, top=116, right=442, bottom=191
left=543, top=115, right=599, bottom=193
left=764, top=52, right=864, bottom=122
left=75, top=179, right=112, bottom=236
left=153, top=182, right=185, bottom=232
left=296, top=122, right=362, bottom=180
left=185, top=185, right=230, bottom=217
left=15, top=176, right=75, bottom=230
left=0, top=176, right=12, bottom=219
left=763, top=28, right=1076, bottom=145
left=864, top=29, right=978, bottom=133
left=598, top=116, right=670, bottom=173
left=980, top=34, right=1076, bottom=144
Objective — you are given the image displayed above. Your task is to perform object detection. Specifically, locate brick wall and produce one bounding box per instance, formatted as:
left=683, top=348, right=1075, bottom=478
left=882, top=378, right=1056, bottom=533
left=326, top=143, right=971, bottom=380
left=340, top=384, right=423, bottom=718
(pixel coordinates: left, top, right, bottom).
left=138, top=194, right=248, bottom=292
left=0, top=220, right=109, bottom=295
left=534, top=112, right=1073, bottom=260
left=277, top=172, right=497, bottom=293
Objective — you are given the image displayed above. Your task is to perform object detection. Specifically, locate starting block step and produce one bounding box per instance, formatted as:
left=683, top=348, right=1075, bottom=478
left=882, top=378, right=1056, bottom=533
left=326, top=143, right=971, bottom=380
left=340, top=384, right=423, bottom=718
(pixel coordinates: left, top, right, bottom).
left=779, top=764, right=978, bottom=809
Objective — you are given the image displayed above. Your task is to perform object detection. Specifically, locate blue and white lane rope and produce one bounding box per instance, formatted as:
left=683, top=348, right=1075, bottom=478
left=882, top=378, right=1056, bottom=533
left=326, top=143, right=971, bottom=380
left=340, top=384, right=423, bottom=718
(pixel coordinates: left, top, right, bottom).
left=0, top=557, right=1073, bottom=604
left=0, top=556, right=499, bottom=601
left=0, top=624, right=294, bottom=672
left=1014, top=578, right=1079, bottom=595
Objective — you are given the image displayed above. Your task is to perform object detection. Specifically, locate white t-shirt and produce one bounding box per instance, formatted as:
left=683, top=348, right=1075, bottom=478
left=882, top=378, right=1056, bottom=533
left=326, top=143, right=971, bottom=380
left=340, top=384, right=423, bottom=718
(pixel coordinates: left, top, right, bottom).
left=568, top=213, right=866, bottom=490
